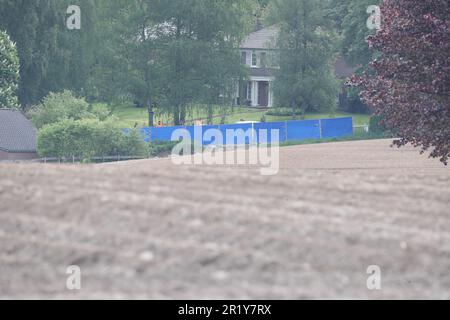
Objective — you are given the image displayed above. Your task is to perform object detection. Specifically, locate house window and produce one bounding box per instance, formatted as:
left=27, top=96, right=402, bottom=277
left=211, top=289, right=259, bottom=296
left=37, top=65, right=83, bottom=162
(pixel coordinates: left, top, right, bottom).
left=252, top=51, right=257, bottom=67
left=241, top=51, right=247, bottom=65
left=260, top=52, right=267, bottom=68
left=247, top=81, right=252, bottom=100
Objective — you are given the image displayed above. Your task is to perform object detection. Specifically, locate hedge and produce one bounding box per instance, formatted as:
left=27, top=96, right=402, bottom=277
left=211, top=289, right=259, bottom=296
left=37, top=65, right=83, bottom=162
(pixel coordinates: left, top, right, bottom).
left=37, top=119, right=147, bottom=158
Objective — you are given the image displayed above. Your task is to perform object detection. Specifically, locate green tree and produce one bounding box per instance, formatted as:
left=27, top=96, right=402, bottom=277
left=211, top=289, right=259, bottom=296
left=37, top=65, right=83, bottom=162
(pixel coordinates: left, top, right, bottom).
left=269, top=0, right=339, bottom=118
left=325, top=0, right=381, bottom=114
left=110, top=0, right=162, bottom=126
left=0, top=0, right=60, bottom=108
left=81, top=0, right=169, bottom=127
left=0, top=30, right=19, bottom=109
left=0, top=0, right=107, bottom=107
left=340, top=0, right=381, bottom=66
left=154, top=0, right=252, bottom=125
left=47, top=0, right=102, bottom=100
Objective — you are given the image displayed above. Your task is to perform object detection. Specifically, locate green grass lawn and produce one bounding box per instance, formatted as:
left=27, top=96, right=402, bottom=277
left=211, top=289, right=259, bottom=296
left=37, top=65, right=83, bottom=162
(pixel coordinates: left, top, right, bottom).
left=111, top=104, right=260, bottom=128
left=112, top=105, right=150, bottom=128
left=220, top=111, right=370, bottom=127
left=110, top=104, right=371, bottom=128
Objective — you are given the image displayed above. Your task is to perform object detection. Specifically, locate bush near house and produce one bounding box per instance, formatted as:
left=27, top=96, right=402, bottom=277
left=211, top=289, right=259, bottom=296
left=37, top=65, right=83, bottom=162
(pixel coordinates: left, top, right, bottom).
left=37, top=119, right=147, bottom=159
left=266, top=108, right=306, bottom=117
left=30, top=91, right=110, bottom=129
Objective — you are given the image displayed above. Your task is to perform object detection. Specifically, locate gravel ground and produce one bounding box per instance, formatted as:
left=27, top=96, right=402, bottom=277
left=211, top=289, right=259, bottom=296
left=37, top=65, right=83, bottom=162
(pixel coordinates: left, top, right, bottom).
left=0, top=139, right=449, bottom=299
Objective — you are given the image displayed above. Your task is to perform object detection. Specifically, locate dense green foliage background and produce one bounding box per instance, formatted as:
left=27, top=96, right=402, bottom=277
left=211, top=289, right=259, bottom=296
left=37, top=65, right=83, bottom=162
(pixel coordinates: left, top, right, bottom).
left=0, top=29, right=19, bottom=109
left=0, top=0, right=383, bottom=157
left=0, top=0, right=374, bottom=114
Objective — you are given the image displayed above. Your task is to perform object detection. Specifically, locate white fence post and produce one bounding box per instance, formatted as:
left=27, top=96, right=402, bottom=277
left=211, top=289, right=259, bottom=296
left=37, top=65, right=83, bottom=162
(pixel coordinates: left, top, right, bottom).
left=319, top=119, right=323, bottom=139
left=285, top=121, right=288, bottom=143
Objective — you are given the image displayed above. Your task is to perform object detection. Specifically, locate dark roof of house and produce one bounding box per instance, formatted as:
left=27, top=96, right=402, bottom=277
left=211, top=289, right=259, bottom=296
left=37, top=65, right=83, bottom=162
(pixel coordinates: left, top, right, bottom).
left=240, top=25, right=279, bottom=50
left=0, top=109, right=37, bottom=153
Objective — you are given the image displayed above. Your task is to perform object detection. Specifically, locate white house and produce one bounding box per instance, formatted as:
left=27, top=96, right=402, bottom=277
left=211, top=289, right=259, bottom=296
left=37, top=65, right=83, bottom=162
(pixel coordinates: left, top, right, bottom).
left=236, top=25, right=357, bottom=109
left=237, top=25, right=279, bottom=108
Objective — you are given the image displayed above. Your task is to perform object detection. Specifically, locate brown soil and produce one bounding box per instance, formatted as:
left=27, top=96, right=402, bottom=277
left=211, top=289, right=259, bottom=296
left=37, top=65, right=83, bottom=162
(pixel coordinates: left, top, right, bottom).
left=0, top=139, right=449, bottom=299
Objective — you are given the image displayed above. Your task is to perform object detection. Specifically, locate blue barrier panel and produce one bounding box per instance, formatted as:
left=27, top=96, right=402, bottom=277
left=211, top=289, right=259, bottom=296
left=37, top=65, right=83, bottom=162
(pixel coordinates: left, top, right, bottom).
left=185, top=125, right=221, bottom=145
left=139, top=128, right=151, bottom=143
left=198, top=125, right=222, bottom=145
left=218, top=123, right=254, bottom=145
left=254, top=122, right=286, bottom=144
left=136, top=117, right=354, bottom=145
left=150, top=125, right=186, bottom=142
left=321, top=117, right=353, bottom=139
left=286, top=120, right=321, bottom=141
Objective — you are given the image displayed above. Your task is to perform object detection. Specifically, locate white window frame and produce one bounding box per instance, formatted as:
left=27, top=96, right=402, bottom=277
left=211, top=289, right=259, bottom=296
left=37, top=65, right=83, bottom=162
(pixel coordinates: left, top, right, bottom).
left=251, top=51, right=258, bottom=67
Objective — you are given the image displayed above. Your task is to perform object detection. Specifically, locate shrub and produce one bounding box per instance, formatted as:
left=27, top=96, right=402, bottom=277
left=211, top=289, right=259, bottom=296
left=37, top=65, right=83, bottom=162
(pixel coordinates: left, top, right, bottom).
left=147, top=140, right=203, bottom=157
left=89, top=103, right=111, bottom=121
left=266, top=108, right=303, bottom=117
left=37, top=119, right=147, bottom=158
left=30, top=91, right=98, bottom=129
left=148, top=141, right=178, bottom=157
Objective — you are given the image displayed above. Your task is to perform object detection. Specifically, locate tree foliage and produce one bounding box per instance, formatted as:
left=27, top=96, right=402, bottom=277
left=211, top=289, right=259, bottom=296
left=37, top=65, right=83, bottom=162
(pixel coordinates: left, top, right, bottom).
left=0, top=0, right=61, bottom=107
left=269, top=0, right=339, bottom=117
left=30, top=90, right=108, bottom=129
left=327, top=0, right=381, bottom=67
left=350, top=0, right=450, bottom=163
left=37, top=119, right=147, bottom=158
left=1, top=0, right=344, bottom=122
left=0, top=29, right=19, bottom=109
left=152, top=0, right=252, bottom=125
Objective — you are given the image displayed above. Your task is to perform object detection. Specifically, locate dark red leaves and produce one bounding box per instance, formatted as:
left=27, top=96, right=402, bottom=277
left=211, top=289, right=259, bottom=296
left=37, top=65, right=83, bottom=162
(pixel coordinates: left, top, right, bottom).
left=348, top=0, right=450, bottom=164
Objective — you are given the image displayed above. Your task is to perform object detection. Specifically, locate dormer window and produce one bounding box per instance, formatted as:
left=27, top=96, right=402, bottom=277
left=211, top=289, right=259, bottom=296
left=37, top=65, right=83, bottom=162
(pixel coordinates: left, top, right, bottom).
left=251, top=51, right=257, bottom=67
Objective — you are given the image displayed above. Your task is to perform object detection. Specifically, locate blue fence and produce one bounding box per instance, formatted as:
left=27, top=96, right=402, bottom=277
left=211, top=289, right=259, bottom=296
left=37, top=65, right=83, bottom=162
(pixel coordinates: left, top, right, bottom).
left=133, top=117, right=353, bottom=145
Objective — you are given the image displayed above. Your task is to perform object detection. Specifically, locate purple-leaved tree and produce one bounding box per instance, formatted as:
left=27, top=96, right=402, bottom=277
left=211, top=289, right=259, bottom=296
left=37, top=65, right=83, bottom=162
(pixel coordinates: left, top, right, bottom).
left=350, top=0, right=450, bottom=163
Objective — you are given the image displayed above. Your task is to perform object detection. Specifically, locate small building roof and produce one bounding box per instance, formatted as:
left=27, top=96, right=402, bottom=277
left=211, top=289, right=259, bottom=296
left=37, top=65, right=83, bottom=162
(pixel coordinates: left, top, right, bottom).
left=0, top=109, right=37, bottom=153
left=240, top=25, right=279, bottom=50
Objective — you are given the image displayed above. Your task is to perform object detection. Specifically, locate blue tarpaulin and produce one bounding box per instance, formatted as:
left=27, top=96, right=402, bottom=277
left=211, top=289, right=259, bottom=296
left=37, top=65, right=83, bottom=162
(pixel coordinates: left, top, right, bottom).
left=130, top=117, right=353, bottom=145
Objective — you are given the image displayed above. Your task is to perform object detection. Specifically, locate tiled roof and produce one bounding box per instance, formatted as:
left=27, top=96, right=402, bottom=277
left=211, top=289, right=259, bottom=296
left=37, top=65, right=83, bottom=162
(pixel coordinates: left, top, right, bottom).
left=0, top=109, right=37, bottom=153
left=240, top=25, right=279, bottom=50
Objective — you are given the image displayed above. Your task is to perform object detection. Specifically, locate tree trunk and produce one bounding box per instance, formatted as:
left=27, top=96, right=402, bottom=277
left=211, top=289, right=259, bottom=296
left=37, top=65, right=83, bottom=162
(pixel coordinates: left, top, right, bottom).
left=207, top=105, right=213, bottom=125
left=173, top=106, right=180, bottom=126
left=180, top=106, right=186, bottom=125
left=291, top=98, right=297, bottom=120
left=147, top=97, right=154, bottom=127
left=301, top=106, right=307, bottom=120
